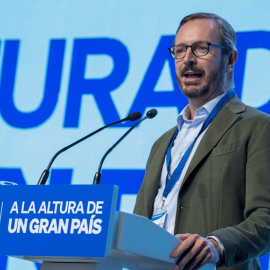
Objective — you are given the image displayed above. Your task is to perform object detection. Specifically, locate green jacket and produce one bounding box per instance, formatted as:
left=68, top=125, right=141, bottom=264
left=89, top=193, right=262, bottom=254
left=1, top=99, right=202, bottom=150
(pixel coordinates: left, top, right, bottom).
left=134, top=96, right=270, bottom=270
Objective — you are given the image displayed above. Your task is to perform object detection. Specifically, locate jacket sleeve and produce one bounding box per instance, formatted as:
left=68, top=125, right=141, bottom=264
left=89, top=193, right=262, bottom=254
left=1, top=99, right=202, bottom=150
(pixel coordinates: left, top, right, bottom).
left=210, top=117, right=270, bottom=267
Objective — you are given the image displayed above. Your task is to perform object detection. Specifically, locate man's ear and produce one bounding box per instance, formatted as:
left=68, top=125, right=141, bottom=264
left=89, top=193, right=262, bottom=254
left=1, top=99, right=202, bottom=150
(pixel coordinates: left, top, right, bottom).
left=226, top=49, right=238, bottom=72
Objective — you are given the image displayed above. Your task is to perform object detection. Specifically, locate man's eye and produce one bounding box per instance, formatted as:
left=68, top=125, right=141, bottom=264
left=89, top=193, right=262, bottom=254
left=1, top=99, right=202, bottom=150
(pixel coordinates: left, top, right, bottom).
left=195, top=45, right=207, bottom=51
left=175, top=47, right=185, bottom=54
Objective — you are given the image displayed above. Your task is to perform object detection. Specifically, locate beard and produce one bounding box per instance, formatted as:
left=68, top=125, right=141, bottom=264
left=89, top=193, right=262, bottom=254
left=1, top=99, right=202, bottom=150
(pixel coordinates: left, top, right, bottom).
left=176, top=60, right=227, bottom=99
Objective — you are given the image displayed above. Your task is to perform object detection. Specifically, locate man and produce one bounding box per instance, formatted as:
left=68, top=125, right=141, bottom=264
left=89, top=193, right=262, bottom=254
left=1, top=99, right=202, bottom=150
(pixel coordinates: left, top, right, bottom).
left=133, top=13, right=270, bottom=270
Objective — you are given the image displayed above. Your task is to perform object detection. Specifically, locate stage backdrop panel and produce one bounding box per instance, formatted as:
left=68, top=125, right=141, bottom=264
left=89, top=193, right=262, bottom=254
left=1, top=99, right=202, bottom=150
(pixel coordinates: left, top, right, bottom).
left=0, top=0, right=269, bottom=269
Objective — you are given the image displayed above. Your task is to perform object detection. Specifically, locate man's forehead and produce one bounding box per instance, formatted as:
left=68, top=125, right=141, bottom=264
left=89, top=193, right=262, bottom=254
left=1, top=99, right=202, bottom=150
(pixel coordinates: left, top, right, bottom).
left=175, top=19, right=220, bottom=44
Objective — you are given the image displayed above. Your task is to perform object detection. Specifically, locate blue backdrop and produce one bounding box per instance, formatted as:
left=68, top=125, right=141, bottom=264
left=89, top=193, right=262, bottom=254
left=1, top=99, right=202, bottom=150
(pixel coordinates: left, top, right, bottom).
left=0, top=0, right=269, bottom=269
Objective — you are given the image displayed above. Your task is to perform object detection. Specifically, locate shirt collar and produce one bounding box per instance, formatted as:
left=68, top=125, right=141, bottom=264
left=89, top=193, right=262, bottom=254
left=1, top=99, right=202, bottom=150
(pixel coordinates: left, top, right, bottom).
left=177, top=92, right=226, bottom=130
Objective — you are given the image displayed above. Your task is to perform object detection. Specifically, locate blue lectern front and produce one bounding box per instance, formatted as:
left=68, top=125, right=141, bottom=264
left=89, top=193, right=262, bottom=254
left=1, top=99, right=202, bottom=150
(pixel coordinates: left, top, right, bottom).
left=0, top=185, right=215, bottom=270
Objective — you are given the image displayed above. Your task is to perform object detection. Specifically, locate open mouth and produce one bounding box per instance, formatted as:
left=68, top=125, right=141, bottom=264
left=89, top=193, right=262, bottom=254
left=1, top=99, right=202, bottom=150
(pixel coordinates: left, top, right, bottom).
left=184, top=72, right=203, bottom=78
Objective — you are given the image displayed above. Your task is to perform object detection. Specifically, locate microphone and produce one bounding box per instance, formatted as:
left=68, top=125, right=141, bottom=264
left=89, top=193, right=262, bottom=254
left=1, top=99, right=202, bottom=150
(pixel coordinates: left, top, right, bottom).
left=37, top=112, right=142, bottom=185
left=93, top=108, right=158, bottom=185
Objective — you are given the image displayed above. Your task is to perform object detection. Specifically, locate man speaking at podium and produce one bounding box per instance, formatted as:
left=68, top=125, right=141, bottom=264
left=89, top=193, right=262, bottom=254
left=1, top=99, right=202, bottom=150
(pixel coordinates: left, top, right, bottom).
left=134, top=13, right=270, bottom=270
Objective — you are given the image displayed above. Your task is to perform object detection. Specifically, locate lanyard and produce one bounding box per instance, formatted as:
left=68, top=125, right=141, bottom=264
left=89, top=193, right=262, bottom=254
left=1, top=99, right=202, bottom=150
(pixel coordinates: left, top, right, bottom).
left=163, top=90, right=235, bottom=199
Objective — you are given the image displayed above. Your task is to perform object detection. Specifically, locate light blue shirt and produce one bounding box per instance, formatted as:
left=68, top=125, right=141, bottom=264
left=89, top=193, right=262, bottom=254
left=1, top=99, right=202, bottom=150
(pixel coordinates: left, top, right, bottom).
left=153, top=93, right=226, bottom=235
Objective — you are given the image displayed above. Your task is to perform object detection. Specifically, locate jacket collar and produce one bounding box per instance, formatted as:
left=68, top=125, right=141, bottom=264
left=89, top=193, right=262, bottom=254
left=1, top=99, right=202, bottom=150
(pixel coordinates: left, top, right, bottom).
left=143, top=94, right=245, bottom=217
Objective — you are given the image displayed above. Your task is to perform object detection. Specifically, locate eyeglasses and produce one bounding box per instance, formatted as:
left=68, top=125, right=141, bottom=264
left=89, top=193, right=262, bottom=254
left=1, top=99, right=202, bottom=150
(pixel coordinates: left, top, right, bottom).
left=168, top=42, right=226, bottom=59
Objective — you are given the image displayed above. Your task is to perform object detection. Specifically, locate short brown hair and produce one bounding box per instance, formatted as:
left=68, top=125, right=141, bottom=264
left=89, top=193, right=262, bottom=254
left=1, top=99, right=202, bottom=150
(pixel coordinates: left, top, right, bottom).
left=177, top=12, right=236, bottom=51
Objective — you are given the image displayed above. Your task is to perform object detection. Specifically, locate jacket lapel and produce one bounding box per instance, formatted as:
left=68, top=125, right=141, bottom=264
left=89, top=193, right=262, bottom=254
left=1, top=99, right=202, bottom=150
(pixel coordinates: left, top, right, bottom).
left=143, top=96, right=245, bottom=215
left=182, top=96, right=245, bottom=185
left=144, top=126, right=177, bottom=217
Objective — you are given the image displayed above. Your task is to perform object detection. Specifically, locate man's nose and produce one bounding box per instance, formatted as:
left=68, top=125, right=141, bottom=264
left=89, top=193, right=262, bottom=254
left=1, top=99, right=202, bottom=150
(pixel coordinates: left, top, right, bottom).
left=183, top=47, right=197, bottom=65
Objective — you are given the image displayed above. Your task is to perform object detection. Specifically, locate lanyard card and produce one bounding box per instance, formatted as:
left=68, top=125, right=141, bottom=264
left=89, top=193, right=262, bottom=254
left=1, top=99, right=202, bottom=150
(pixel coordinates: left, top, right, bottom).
left=151, top=205, right=168, bottom=228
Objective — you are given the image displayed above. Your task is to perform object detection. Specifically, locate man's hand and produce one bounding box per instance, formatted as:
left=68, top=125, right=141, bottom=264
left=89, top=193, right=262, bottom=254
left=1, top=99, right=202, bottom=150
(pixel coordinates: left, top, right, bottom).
left=171, top=233, right=221, bottom=270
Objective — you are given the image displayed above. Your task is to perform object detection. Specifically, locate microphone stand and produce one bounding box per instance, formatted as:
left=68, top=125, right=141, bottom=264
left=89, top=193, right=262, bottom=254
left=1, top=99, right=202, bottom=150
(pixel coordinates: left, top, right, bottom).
left=37, top=112, right=141, bottom=185
left=93, top=109, right=157, bottom=184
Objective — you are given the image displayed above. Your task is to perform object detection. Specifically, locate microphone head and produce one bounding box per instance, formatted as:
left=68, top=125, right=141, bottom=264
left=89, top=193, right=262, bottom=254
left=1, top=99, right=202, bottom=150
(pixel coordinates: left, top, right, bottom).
left=128, top=111, right=142, bottom=121
left=146, top=109, right=158, bottom=119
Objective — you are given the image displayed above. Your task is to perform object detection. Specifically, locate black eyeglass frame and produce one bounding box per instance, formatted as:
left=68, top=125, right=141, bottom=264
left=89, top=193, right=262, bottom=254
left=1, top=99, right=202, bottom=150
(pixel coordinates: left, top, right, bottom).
left=168, top=42, right=226, bottom=59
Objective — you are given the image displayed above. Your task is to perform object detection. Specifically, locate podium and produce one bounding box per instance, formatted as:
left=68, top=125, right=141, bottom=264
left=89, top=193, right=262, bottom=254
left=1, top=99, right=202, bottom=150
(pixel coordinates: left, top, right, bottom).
left=0, top=185, right=215, bottom=270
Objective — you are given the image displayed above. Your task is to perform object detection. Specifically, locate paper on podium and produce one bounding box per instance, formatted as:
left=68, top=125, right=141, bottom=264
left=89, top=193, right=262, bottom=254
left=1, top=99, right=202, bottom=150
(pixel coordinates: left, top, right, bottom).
left=113, top=212, right=216, bottom=270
